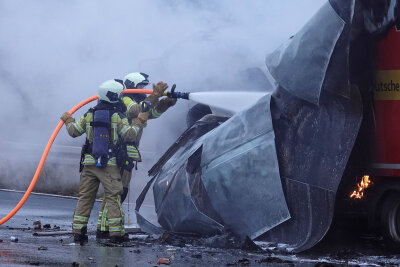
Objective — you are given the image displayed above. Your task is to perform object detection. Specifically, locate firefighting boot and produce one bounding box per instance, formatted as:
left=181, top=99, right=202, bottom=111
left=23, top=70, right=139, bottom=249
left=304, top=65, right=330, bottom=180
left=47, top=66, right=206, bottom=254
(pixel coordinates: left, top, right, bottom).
left=96, top=229, right=110, bottom=239
left=74, top=226, right=88, bottom=243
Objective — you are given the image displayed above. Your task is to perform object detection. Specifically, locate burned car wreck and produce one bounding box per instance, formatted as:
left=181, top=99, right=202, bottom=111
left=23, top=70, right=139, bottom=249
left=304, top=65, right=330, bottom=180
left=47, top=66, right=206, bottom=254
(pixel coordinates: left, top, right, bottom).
left=136, top=0, right=400, bottom=252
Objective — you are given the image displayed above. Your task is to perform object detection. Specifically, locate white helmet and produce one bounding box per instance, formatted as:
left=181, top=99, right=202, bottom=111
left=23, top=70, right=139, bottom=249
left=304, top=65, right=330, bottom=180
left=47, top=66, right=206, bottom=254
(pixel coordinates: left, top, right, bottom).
left=124, top=72, right=149, bottom=89
left=98, top=79, right=124, bottom=103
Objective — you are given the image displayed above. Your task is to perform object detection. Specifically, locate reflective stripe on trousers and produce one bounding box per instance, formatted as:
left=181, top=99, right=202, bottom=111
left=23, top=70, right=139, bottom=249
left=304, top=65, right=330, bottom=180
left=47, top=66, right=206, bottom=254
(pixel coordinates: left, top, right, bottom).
left=72, top=215, right=89, bottom=231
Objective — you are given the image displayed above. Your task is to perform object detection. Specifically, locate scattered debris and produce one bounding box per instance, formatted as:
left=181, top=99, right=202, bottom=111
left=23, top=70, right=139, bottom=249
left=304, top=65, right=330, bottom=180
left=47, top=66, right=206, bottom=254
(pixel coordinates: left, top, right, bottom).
left=38, top=246, right=48, bottom=250
left=88, top=257, right=93, bottom=260
left=159, top=232, right=261, bottom=251
left=24, top=261, right=40, bottom=266
left=226, top=258, right=251, bottom=266
left=256, top=256, right=294, bottom=265
left=10, top=236, right=18, bottom=242
left=157, top=258, right=171, bottom=265
left=33, top=231, right=72, bottom=236
left=191, top=253, right=202, bottom=259
left=33, top=221, right=41, bottom=230
left=314, top=263, right=336, bottom=267
left=129, top=234, right=149, bottom=240
left=125, top=226, right=142, bottom=234
left=159, top=233, right=187, bottom=247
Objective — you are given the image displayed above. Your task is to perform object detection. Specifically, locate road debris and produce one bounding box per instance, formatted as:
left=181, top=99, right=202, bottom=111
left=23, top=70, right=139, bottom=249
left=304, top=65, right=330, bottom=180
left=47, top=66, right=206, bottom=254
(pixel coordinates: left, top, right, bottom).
left=10, top=236, right=18, bottom=242
left=191, top=253, right=202, bottom=259
left=33, top=221, right=41, bottom=230
left=24, top=261, right=40, bottom=266
left=125, top=226, right=142, bottom=234
left=38, top=246, right=48, bottom=250
left=33, top=231, right=72, bottom=236
left=256, top=256, right=294, bottom=265
left=227, top=258, right=251, bottom=266
left=157, top=258, right=171, bottom=265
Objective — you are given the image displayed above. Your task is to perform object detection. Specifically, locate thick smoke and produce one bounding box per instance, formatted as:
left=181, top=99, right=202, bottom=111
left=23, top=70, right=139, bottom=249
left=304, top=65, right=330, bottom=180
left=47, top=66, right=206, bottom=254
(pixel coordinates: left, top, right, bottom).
left=0, top=0, right=325, bottom=194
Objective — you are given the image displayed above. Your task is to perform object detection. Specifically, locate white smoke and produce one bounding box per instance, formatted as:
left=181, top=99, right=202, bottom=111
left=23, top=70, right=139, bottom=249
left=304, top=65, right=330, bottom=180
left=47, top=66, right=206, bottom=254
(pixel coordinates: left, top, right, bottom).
left=0, top=0, right=326, bottom=192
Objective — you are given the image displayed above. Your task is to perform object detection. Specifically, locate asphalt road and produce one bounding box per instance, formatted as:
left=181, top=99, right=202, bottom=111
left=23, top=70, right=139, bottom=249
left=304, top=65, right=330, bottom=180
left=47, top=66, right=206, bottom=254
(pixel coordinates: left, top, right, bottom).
left=1, top=190, right=400, bottom=266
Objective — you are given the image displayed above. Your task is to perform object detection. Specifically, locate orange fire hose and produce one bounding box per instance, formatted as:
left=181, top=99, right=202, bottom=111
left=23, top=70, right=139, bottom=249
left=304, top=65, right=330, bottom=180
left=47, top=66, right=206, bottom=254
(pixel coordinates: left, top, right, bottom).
left=0, top=89, right=153, bottom=226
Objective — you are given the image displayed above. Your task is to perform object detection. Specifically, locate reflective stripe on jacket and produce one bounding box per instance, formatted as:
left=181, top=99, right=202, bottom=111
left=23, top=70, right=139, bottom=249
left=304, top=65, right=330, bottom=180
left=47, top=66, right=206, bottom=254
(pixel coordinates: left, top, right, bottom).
left=122, top=96, right=164, bottom=162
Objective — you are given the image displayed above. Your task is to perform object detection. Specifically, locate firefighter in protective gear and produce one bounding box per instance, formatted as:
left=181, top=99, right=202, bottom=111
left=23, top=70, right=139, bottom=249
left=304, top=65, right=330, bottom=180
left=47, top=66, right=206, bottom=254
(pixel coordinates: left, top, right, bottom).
left=96, top=73, right=177, bottom=238
left=61, top=79, right=150, bottom=243
left=123, top=72, right=176, bottom=122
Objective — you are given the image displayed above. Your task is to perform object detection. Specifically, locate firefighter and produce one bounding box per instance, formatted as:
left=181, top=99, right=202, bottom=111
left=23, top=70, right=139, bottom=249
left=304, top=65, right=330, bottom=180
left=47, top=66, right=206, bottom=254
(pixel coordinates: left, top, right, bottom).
left=60, top=79, right=150, bottom=243
left=96, top=73, right=177, bottom=239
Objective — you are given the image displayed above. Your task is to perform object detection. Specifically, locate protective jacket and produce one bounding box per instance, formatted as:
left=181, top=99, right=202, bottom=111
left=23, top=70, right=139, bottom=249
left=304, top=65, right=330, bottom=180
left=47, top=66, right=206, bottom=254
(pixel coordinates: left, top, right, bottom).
left=122, top=96, right=164, bottom=162
left=66, top=101, right=142, bottom=166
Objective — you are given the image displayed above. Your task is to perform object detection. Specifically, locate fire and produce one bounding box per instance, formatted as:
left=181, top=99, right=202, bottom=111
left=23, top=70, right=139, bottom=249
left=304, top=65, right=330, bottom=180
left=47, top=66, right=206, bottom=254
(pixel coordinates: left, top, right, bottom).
left=350, top=175, right=372, bottom=199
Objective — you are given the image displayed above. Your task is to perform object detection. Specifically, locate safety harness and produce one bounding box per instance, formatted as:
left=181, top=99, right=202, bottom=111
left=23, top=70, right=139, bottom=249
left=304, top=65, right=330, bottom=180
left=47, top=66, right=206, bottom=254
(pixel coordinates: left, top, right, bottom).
left=79, top=101, right=134, bottom=172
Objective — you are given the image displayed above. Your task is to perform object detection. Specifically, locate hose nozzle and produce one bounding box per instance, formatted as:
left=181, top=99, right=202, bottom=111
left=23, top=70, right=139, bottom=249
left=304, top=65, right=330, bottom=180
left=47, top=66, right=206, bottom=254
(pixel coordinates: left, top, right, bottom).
left=164, top=84, right=189, bottom=100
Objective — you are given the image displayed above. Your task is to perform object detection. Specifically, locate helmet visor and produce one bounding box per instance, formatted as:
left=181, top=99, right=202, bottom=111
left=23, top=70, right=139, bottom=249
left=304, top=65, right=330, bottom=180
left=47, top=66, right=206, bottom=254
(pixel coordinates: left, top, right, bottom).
left=125, top=80, right=148, bottom=89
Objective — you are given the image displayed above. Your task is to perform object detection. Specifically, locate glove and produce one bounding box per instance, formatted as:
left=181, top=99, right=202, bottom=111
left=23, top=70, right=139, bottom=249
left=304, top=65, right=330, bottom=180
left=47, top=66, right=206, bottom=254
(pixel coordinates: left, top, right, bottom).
left=60, top=112, right=75, bottom=124
left=135, top=112, right=149, bottom=127
left=152, top=81, right=168, bottom=97
left=140, top=100, right=153, bottom=112
left=144, top=94, right=159, bottom=107
left=156, top=97, right=177, bottom=113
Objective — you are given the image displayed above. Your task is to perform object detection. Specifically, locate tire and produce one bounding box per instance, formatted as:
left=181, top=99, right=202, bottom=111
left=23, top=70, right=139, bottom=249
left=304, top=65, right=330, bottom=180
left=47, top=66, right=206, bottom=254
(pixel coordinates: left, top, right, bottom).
left=380, top=194, right=400, bottom=243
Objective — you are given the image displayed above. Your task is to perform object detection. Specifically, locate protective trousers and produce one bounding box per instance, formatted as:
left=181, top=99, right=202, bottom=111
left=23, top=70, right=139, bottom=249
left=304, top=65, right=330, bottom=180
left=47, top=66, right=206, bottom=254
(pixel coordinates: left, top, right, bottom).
left=72, top=165, right=125, bottom=237
left=97, top=169, right=132, bottom=232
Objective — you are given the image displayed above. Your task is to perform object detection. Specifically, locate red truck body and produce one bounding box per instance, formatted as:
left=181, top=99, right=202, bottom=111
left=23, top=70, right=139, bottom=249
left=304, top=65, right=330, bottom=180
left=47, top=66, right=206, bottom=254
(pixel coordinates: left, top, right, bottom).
left=373, top=26, right=400, bottom=176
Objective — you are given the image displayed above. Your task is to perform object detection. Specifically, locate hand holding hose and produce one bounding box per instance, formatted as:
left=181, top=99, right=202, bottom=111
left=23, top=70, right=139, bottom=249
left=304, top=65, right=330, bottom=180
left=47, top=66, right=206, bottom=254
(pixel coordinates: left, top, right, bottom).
left=152, top=81, right=168, bottom=97
left=60, top=112, right=75, bottom=124
left=145, top=81, right=168, bottom=106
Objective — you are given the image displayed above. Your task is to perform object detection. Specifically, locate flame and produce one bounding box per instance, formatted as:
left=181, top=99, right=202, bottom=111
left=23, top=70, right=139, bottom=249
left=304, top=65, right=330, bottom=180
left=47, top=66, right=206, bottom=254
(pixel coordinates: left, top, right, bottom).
left=350, top=175, right=372, bottom=199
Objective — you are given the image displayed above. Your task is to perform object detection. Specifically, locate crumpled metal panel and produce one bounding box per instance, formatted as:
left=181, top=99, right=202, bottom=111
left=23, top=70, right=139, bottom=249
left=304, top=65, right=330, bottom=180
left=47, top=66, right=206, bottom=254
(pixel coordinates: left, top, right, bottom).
left=201, top=95, right=290, bottom=239
left=151, top=117, right=227, bottom=211
left=258, top=0, right=364, bottom=252
left=321, top=0, right=355, bottom=99
left=148, top=94, right=290, bottom=238
left=155, top=163, right=224, bottom=235
left=261, top=84, right=362, bottom=252
left=265, top=3, right=345, bottom=105
left=271, top=87, right=362, bottom=192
